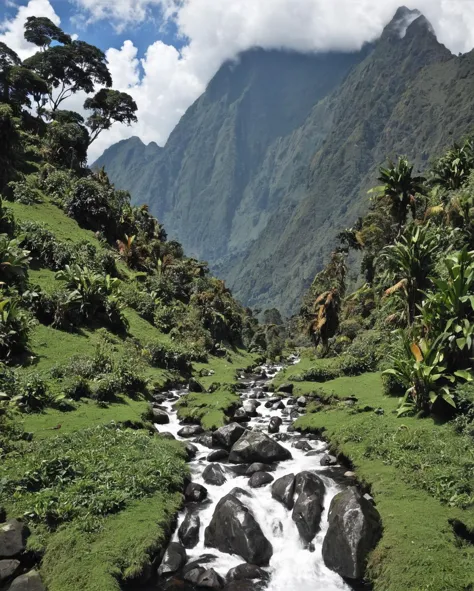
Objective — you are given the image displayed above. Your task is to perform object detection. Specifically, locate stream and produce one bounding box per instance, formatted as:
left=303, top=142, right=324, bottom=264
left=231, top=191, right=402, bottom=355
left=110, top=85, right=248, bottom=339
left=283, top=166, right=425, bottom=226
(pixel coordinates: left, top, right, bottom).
left=153, top=359, right=353, bottom=591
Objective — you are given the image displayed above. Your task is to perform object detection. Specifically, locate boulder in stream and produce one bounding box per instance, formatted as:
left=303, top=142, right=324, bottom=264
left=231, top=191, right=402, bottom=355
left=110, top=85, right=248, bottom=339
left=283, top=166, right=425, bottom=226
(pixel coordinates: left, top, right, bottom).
left=0, top=559, right=20, bottom=586
left=249, top=472, right=274, bottom=488
left=277, top=383, right=294, bottom=394
left=226, top=563, right=270, bottom=583
left=233, top=408, right=249, bottom=423
left=178, top=512, right=200, bottom=549
left=203, top=463, right=227, bottom=486
left=178, top=425, right=204, bottom=438
left=322, top=487, right=382, bottom=580
left=197, top=568, right=225, bottom=588
left=268, top=417, right=282, bottom=434
left=157, top=542, right=187, bottom=577
left=8, top=570, right=45, bottom=591
left=204, top=493, right=273, bottom=565
left=207, top=449, right=229, bottom=462
left=292, top=440, right=312, bottom=452
left=184, top=482, right=208, bottom=503
left=151, top=408, right=170, bottom=424
left=320, top=454, right=338, bottom=466
left=212, top=423, right=247, bottom=450
left=292, top=471, right=325, bottom=543
left=228, top=431, right=292, bottom=464
left=242, top=400, right=259, bottom=417
left=0, top=520, right=29, bottom=559
left=271, top=473, right=296, bottom=510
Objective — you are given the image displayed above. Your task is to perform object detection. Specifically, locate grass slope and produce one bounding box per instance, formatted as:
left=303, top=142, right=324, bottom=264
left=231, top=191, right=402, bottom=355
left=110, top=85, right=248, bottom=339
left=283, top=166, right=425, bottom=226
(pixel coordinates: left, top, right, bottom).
left=286, top=365, right=474, bottom=591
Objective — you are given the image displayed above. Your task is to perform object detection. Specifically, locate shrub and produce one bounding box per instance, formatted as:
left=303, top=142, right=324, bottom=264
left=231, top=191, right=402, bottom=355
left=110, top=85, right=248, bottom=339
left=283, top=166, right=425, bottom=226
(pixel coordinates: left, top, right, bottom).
left=63, top=376, right=91, bottom=401
left=38, top=168, right=75, bottom=205
left=91, top=374, right=122, bottom=402
left=19, top=222, right=72, bottom=270
left=7, top=180, right=42, bottom=204
left=0, top=234, right=30, bottom=286
left=146, top=342, right=193, bottom=373
left=291, top=366, right=341, bottom=383
left=337, top=354, right=374, bottom=376
left=0, top=297, right=32, bottom=359
left=339, top=317, right=364, bottom=340
left=11, top=373, right=53, bottom=412
left=114, top=357, right=146, bottom=395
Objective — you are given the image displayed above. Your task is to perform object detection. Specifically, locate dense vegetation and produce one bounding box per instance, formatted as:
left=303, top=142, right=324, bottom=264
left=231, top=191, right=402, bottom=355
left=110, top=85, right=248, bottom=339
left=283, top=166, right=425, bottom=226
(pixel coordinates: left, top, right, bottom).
left=0, top=17, right=263, bottom=591
left=283, top=140, right=474, bottom=590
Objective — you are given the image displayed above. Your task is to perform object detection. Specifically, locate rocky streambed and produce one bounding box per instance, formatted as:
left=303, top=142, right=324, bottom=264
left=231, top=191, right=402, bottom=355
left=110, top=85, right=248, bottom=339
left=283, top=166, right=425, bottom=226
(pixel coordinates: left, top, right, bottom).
left=150, top=360, right=382, bottom=591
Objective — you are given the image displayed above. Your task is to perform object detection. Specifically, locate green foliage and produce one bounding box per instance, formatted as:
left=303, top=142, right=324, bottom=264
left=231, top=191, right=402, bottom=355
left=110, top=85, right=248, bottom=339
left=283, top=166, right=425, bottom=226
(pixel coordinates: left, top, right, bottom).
left=84, top=88, right=137, bottom=146
left=0, top=424, right=187, bottom=528
left=0, top=103, right=21, bottom=191
left=0, top=233, right=30, bottom=285
left=431, top=138, right=474, bottom=191
left=0, top=296, right=32, bottom=358
left=10, top=372, right=57, bottom=412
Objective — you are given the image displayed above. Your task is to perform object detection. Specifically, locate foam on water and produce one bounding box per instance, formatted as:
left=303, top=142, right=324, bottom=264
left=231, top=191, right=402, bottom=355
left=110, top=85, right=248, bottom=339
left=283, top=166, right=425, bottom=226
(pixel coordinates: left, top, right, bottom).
left=155, top=360, right=351, bottom=590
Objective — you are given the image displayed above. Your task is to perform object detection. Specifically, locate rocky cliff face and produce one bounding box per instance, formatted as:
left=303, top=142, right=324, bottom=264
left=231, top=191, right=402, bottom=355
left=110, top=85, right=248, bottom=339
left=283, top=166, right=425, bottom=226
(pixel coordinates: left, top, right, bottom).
left=96, top=8, right=474, bottom=315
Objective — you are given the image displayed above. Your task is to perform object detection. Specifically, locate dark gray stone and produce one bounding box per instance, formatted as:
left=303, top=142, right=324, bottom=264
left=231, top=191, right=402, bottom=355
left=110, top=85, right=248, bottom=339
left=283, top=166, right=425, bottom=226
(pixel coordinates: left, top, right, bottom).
left=233, top=408, right=249, bottom=423
left=178, top=512, right=200, bottom=549
left=188, top=378, right=204, bottom=392
left=178, top=425, right=204, bottom=438
left=197, top=568, right=225, bottom=588
left=0, top=520, right=29, bottom=559
left=268, top=416, right=282, bottom=434
left=292, top=472, right=325, bottom=543
left=185, top=442, right=198, bottom=460
left=184, top=482, right=208, bottom=503
left=226, top=563, right=270, bottom=582
left=8, top=570, right=45, bottom=591
left=320, top=454, right=337, bottom=466
left=194, top=433, right=214, bottom=448
left=271, top=474, right=296, bottom=510
left=297, top=396, right=307, bottom=407
left=245, top=462, right=273, bottom=475
left=229, top=431, right=292, bottom=464
left=292, top=440, right=312, bottom=452
left=158, top=542, right=187, bottom=576
left=0, top=559, right=20, bottom=585
left=212, top=423, right=247, bottom=450
left=207, top=449, right=229, bottom=462
left=271, top=401, right=285, bottom=411
left=242, top=400, right=259, bottom=417
left=249, top=472, right=274, bottom=488
left=322, top=487, right=382, bottom=580
left=152, top=408, right=170, bottom=424
left=223, top=581, right=255, bottom=591
left=203, top=464, right=227, bottom=486
left=204, top=494, right=273, bottom=566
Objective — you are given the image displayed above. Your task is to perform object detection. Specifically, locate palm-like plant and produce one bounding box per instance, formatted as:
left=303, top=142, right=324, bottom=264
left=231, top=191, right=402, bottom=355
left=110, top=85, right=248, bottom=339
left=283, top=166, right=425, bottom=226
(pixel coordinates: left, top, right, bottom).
left=371, top=158, right=426, bottom=231
left=431, top=139, right=474, bottom=191
left=0, top=296, right=32, bottom=358
left=379, top=224, right=439, bottom=325
left=0, top=234, right=30, bottom=284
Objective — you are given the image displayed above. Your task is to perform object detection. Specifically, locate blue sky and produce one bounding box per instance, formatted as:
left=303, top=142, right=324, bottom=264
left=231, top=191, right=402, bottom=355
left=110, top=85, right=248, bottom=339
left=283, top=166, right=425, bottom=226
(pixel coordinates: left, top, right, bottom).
left=1, top=0, right=473, bottom=161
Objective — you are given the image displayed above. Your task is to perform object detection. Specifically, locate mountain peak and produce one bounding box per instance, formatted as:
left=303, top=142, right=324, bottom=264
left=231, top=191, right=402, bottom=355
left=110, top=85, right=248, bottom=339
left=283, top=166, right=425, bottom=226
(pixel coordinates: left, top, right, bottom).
left=382, top=6, right=423, bottom=39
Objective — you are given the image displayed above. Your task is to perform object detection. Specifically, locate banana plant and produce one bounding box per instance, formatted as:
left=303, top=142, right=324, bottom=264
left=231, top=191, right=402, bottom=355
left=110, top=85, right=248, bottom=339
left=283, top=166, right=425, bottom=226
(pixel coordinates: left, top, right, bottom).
left=0, top=233, right=30, bottom=284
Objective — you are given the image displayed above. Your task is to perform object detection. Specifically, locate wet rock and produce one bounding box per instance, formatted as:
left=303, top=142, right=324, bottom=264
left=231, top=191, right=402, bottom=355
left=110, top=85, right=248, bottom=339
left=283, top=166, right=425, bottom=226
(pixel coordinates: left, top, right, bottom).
left=204, top=494, right=273, bottom=565
left=277, top=383, right=294, bottom=394
left=197, top=568, right=225, bottom=588
left=363, top=493, right=376, bottom=505
left=178, top=512, right=200, bottom=549
left=320, top=454, right=337, bottom=466
left=184, top=482, right=208, bottom=503
left=223, top=581, right=255, bottom=591
left=151, top=408, right=170, bottom=424
left=183, top=555, right=216, bottom=583
left=242, top=400, right=259, bottom=417
left=286, top=398, right=296, bottom=406
left=246, top=462, right=274, bottom=475
left=290, top=410, right=300, bottom=420
left=297, top=396, right=307, bottom=407
left=203, top=464, right=227, bottom=486
left=305, top=450, right=321, bottom=457
left=9, top=571, right=45, bottom=591
left=228, top=431, right=292, bottom=464
left=344, top=471, right=357, bottom=479
left=162, top=577, right=195, bottom=590
left=249, top=472, right=274, bottom=488
left=158, top=431, right=176, bottom=440
left=292, top=472, right=325, bottom=543
left=271, top=474, right=296, bottom=509
left=264, top=397, right=282, bottom=408
left=178, top=425, right=204, bottom=438
left=229, top=487, right=252, bottom=499
left=212, top=423, right=247, bottom=450
left=292, top=440, right=312, bottom=452
left=322, top=487, right=382, bottom=580
left=226, top=563, right=270, bottom=582
left=207, top=449, right=229, bottom=462
left=157, top=542, right=187, bottom=576
left=273, top=433, right=290, bottom=442
left=271, top=401, right=285, bottom=411
left=185, top=442, right=198, bottom=460
left=194, top=433, right=214, bottom=448
left=0, top=520, right=29, bottom=559
left=268, top=416, right=282, bottom=434
left=184, top=566, right=205, bottom=584
left=188, top=378, right=204, bottom=392
left=233, top=408, right=249, bottom=423
left=0, top=559, right=20, bottom=585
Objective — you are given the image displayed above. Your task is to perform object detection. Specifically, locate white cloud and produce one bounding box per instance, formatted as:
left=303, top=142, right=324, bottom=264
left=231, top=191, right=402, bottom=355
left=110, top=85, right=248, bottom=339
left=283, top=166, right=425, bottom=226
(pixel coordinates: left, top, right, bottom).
left=0, top=0, right=60, bottom=59
left=3, top=0, right=474, bottom=162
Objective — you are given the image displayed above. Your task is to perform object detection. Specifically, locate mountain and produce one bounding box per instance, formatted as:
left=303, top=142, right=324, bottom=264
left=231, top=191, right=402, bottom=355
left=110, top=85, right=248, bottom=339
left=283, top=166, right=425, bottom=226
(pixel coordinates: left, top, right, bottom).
left=96, top=7, right=474, bottom=316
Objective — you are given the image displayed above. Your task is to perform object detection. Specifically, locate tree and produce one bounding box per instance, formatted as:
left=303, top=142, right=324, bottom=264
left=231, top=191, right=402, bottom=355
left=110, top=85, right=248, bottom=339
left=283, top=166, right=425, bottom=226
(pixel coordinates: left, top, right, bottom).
left=431, top=139, right=474, bottom=191
left=0, top=42, right=47, bottom=110
left=371, top=157, right=426, bottom=231
left=84, top=89, right=137, bottom=145
left=43, top=110, right=89, bottom=170
left=24, top=16, right=71, bottom=50
left=24, top=39, right=112, bottom=112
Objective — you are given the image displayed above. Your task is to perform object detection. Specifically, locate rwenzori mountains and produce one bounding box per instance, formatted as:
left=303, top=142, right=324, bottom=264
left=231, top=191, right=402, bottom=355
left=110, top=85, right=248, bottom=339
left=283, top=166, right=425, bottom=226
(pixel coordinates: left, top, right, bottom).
left=95, top=7, right=474, bottom=316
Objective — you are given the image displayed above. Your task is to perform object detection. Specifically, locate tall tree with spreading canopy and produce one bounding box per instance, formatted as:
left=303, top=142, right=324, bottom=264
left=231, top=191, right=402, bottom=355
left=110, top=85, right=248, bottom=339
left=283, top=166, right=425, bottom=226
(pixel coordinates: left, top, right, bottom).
left=23, top=18, right=112, bottom=112
left=84, top=89, right=137, bottom=146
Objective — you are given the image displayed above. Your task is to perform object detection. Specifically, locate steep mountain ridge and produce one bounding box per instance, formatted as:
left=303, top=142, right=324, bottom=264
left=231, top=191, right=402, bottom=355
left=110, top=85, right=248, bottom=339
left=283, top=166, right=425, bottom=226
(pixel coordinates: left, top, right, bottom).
left=96, top=7, right=474, bottom=315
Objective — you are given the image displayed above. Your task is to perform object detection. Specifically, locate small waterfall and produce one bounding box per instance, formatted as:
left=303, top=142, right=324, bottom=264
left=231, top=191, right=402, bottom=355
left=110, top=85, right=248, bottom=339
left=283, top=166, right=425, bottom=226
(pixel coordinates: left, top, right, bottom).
left=154, top=360, right=352, bottom=590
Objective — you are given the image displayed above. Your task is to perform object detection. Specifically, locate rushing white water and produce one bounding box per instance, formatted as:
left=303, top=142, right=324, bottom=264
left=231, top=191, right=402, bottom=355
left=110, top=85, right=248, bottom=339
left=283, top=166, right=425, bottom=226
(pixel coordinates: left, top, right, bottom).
left=154, top=361, right=352, bottom=591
